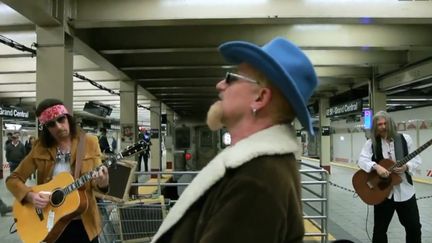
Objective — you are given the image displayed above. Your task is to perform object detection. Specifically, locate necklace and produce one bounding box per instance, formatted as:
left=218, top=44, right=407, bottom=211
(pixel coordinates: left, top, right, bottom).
left=385, top=139, right=393, bottom=160
left=56, top=147, right=71, bottom=163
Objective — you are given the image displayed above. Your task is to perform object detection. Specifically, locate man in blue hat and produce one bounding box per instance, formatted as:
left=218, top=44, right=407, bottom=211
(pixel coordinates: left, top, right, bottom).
left=151, top=37, right=318, bottom=243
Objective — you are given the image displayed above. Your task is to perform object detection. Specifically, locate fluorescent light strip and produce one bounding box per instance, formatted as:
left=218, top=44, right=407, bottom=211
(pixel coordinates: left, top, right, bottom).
left=387, top=98, right=432, bottom=102
left=413, top=83, right=432, bottom=89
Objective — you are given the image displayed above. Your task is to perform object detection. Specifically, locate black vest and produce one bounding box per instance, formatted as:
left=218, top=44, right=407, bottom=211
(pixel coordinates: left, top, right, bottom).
left=371, top=133, right=413, bottom=185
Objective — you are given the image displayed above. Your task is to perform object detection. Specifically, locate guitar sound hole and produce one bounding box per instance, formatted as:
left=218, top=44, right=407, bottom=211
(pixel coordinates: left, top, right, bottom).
left=50, top=189, right=65, bottom=207
left=378, top=177, right=392, bottom=190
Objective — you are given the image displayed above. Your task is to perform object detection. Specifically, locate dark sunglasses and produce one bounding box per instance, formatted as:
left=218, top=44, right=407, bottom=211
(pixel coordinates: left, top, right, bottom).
left=45, top=115, right=67, bottom=128
left=225, top=72, right=258, bottom=85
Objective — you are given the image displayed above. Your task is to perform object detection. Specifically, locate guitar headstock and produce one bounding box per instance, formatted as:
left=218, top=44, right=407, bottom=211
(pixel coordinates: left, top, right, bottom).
left=103, top=139, right=149, bottom=168
left=122, top=140, right=149, bottom=157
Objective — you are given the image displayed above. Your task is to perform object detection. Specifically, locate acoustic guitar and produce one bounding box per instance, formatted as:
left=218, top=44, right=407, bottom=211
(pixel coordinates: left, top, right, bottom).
left=352, top=138, right=432, bottom=205
left=12, top=140, right=149, bottom=243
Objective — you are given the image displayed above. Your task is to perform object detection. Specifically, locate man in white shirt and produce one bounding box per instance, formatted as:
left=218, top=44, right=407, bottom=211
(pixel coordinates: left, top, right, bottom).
left=358, top=111, right=422, bottom=243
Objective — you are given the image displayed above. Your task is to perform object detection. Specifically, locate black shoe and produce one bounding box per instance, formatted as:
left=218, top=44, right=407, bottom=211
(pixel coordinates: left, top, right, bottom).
left=0, top=205, right=12, bottom=216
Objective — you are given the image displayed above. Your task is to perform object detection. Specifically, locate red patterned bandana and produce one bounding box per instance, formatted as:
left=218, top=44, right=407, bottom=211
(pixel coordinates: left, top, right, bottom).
left=38, top=104, right=69, bottom=125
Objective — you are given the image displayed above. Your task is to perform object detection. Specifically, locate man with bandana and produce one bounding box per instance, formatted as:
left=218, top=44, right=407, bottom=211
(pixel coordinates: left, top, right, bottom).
left=6, top=98, right=109, bottom=243
left=151, top=37, right=318, bottom=243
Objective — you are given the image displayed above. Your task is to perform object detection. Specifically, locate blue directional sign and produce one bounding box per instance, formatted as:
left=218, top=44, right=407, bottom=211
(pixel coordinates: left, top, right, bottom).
left=364, top=109, right=372, bottom=129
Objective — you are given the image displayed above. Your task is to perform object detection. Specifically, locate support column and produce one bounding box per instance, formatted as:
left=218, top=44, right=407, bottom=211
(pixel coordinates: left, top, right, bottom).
left=0, top=117, right=3, bottom=179
left=97, top=121, right=103, bottom=132
left=165, top=108, right=175, bottom=170
left=150, top=100, right=161, bottom=177
left=120, top=80, right=137, bottom=150
left=370, top=68, right=387, bottom=113
left=319, top=98, right=331, bottom=174
left=36, top=26, right=73, bottom=110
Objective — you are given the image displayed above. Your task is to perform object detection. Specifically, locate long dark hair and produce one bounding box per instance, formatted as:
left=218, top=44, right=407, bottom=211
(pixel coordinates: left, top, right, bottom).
left=371, top=110, right=398, bottom=155
left=36, top=99, right=78, bottom=148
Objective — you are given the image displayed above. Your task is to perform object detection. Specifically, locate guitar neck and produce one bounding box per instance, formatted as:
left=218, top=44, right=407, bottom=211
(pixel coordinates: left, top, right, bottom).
left=62, top=140, right=148, bottom=195
left=63, top=164, right=106, bottom=195
left=392, top=138, right=432, bottom=169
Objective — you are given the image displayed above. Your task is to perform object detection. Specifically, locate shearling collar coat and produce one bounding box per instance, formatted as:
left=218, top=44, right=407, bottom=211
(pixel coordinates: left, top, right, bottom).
left=152, top=124, right=304, bottom=243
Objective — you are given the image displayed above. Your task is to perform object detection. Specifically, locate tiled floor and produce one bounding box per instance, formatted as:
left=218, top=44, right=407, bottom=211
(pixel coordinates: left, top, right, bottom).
left=0, top=170, right=21, bottom=243
left=1, top=163, right=431, bottom=243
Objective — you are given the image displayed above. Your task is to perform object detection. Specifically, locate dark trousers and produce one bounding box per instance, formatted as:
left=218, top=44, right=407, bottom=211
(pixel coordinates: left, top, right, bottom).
left=9, top=162, right=19, bottom=173
left=373, top=195, right=421, bottom=243
left=55, top=220, right=99, bottom=243
left=137, top=153, right=149, bottom=172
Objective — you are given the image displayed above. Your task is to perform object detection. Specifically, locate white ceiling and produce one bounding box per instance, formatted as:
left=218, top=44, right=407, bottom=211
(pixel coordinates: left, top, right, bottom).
left=1, top=0, right=432, bottom=124
left=0, top=3, right=151, bottom=124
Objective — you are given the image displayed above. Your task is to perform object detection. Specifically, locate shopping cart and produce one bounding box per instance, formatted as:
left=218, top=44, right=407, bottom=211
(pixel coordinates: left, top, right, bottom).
left=98, top=196, right=169, bottom=243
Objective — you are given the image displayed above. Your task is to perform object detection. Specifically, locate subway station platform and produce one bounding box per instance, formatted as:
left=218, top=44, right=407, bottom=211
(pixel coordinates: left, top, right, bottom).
left=302, top=160, right=432, bottom=243
left=1, top=160, right=431, bottom=243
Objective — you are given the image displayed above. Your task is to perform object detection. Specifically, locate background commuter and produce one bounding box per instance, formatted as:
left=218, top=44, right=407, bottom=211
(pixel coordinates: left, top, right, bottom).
left=1, top=132, right=13, bottom=178
left=111, top=136, right=117, bottom=153
left=138, top=130, right=151, bottom=172
left=25, top=135, right=35, bottom=155
left=4, top=132, right=12, bottom=147
left=98, top=127, right=111, bottom=153
left=0, top=198, right=12, bottom=216
left=25, top=135, right=36, bottom=179
left=5, top=132, right=26, bottom=172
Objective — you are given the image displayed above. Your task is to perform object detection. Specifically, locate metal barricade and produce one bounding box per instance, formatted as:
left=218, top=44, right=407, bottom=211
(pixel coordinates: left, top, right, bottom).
left=300, top=161, right=329, bottom=243
left=103, top=165, right=329, bottom=242
left=98, top=196, right=169, bottom=243
left=131, top=171, right=198, bottom=199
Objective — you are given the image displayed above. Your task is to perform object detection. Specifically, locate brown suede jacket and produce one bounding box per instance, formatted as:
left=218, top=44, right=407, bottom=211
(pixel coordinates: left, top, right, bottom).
left=6, top=133, right=105, bottom=241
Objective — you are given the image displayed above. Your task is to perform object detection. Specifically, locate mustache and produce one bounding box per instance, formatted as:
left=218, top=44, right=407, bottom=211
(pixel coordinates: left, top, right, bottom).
left=56, top=129, right=68, bottom=135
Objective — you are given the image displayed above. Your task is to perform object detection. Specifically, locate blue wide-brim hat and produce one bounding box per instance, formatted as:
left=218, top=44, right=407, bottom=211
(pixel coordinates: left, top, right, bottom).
left=219, top=37, right=318, bottom=135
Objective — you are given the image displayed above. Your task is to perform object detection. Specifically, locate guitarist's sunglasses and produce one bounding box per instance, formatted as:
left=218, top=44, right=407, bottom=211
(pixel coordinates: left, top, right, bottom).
left=45, top=115, right=67, bottom=128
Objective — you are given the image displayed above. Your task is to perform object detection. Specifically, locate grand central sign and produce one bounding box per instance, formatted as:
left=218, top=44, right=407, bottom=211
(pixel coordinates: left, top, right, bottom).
left=0, top=106, right=30, bottom=119
left=326, top=99, right=362, bottom=118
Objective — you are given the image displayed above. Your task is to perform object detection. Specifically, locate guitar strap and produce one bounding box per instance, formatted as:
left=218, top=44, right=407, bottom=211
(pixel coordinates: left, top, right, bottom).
left=74, top=132, right=87, bottom=179
left=394, top=134, right=413, bottom=185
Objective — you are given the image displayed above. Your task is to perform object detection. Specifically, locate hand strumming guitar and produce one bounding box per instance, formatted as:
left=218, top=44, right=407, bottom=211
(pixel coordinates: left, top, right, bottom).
left=373, top=163, right=390, bottom=178
left=25, top=191, right=50, bottom=209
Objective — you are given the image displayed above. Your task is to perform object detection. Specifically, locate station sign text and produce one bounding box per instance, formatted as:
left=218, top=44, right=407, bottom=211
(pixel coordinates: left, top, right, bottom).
left=326, top=100, right=362, bottom=118
left=0, top=106, right=29, bottom=119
